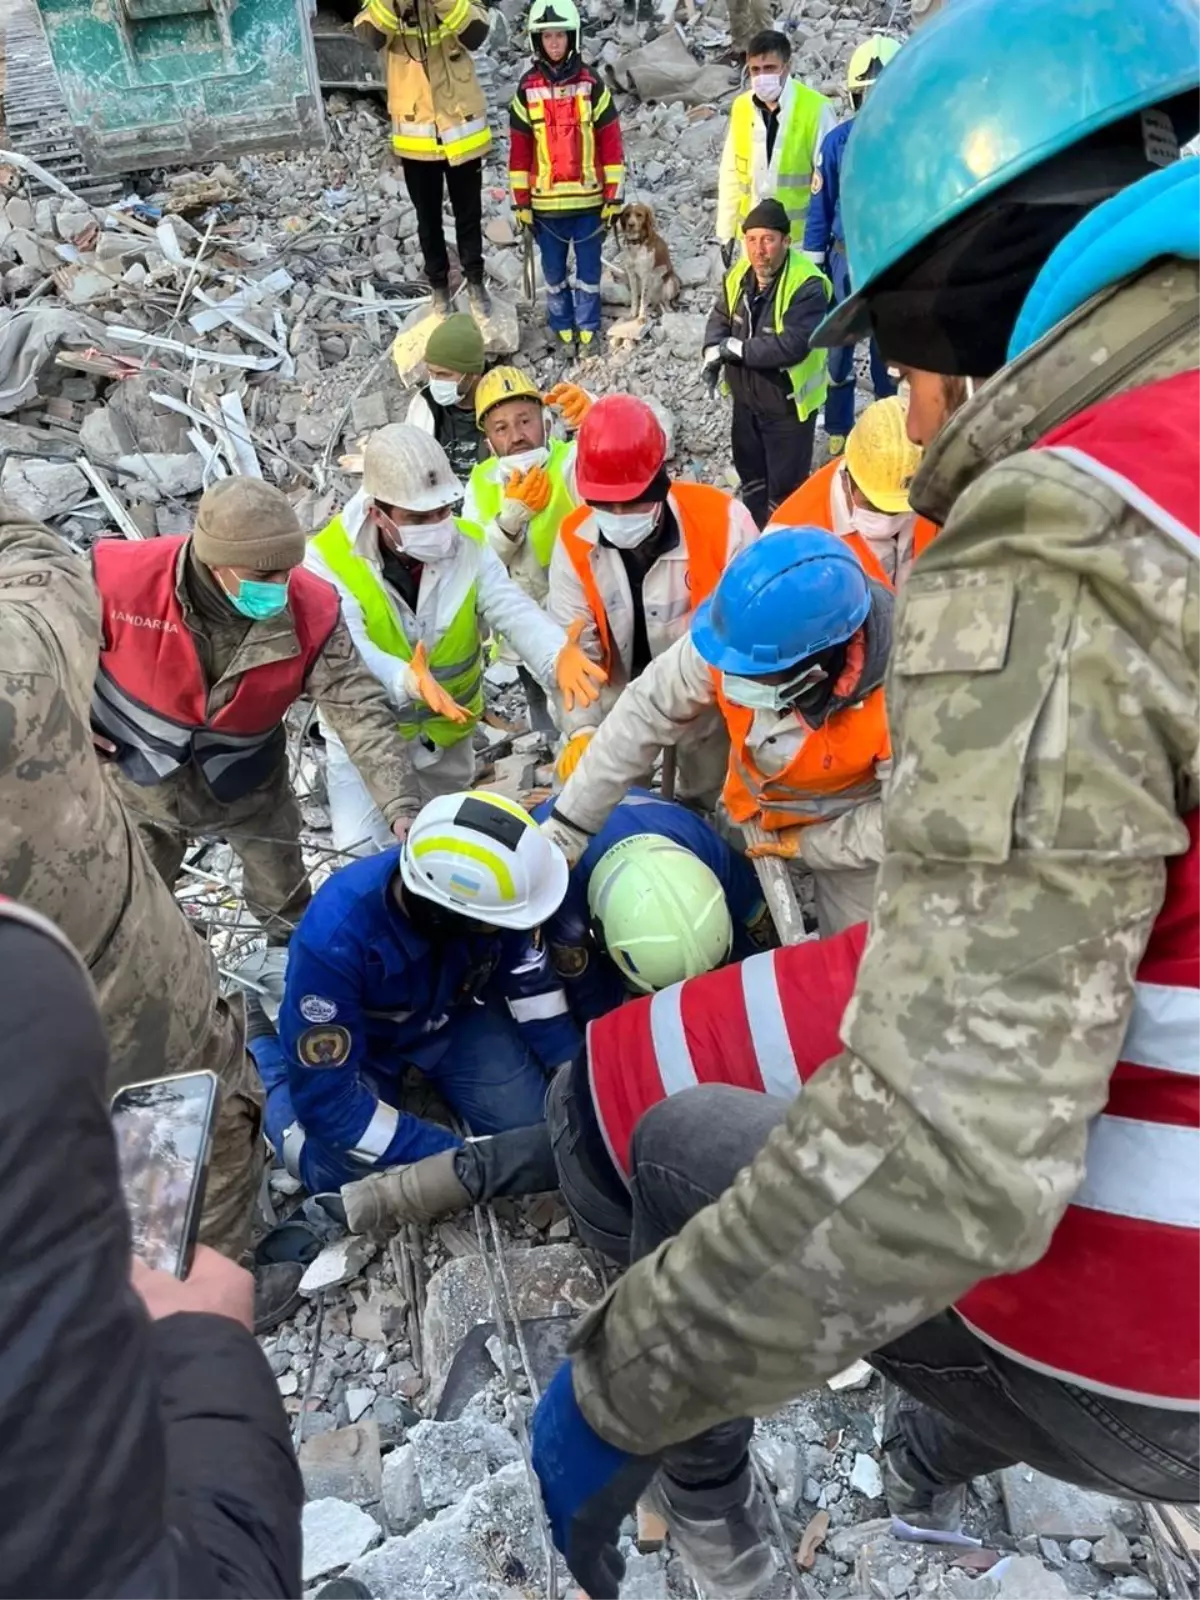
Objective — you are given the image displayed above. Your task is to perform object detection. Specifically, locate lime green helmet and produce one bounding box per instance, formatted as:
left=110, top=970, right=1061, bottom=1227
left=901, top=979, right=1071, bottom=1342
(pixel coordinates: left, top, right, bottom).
left=587, top=834, right=733, bottom=994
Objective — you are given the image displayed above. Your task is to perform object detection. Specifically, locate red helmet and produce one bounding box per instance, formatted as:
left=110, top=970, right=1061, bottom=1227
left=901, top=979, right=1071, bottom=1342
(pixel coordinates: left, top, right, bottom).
left=575, top=395, right=667, bottom=503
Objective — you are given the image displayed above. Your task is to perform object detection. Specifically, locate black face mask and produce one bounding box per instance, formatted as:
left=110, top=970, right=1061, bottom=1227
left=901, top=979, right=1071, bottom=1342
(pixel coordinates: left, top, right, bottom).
left=783, top=641, right=848, bottom=721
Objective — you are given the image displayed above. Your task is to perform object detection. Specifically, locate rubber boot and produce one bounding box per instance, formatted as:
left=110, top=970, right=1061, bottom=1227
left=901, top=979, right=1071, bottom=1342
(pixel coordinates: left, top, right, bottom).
left=644, top=1464, right=777, bottom=1599
left=430, top=284, right=452, bottom=317
left=341, top=1149, right=471, bottom=1233
left=254, top=1261, right=305, bottom=1334
left=466, top=278, right=492, bottom=319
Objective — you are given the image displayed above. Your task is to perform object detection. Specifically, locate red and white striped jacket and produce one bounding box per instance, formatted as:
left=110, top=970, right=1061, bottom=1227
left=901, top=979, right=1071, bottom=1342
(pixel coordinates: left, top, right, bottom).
left=588, top=373, right=1199, bottom=1410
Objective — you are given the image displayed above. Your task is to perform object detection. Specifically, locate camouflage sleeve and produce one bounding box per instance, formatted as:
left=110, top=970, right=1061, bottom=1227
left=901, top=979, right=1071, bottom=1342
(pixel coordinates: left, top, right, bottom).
left=570, top=454, right=1200, bottom=1453
left=307, top=616, right=420, bottom=825
left=0, top=503, right=101, bottom=682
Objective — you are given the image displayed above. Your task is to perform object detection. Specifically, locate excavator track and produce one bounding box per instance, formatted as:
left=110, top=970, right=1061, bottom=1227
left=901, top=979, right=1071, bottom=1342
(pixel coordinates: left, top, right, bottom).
left=2, top=1, right=124, bottom=203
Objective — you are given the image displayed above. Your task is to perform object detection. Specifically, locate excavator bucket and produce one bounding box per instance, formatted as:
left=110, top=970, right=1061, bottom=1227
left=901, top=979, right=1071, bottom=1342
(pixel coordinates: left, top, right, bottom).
left=24, top=0, right=326, bottom=178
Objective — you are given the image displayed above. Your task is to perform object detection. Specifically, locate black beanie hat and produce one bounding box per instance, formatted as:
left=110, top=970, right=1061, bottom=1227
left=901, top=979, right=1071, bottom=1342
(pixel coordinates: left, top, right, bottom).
left=742, top=197, right=791, bottom=235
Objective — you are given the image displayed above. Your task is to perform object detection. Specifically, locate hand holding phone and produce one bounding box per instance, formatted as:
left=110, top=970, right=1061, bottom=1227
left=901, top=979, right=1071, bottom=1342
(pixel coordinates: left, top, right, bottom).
left=111, top=1072, right=219, bottom=1279
left=131, top=1247, right=254, bottom=1331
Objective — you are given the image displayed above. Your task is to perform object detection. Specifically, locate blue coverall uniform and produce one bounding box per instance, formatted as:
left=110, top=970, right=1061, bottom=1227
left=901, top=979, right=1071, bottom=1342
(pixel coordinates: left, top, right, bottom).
left=250, top=850, right=581, bottom=1192
left=532, top=788, right=767, bottom=1023
left=803, top=118, right=895, bottom=438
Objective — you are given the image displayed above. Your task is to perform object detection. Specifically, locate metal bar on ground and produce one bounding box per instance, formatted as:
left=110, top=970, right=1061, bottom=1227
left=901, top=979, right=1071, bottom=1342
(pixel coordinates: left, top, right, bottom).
left=742, top=820, right=811, bottom=946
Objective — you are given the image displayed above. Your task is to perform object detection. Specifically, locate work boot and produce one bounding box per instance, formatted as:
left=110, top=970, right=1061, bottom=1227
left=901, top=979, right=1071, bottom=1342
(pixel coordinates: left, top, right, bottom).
left=557, top=328, right=575, bottom=349
left=880, top=1386, right=968, bottom=1531
left=644, top=1464, right=777, bottom=1599
left=315, top=1580, right=373, bottom=1599
left=254, top=1260, right=305, bottom=1334
left=578, top=329, right=595, bottom=348
left=466, top=278, right=492, bottom=319
left=430, top=283, right=452, bottom=317
left=826, top=433, right=847, bottom=456
left=341, top=1149, right=471, bottom=1233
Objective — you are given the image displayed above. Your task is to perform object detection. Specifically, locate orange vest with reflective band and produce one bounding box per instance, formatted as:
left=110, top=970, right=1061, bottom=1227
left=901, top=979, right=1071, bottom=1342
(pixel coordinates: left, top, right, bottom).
left=558, top=483, right=734, bottom=675
left=771, top=458, right=938, bottom=588
left=715, top=657, right=890, bottom=833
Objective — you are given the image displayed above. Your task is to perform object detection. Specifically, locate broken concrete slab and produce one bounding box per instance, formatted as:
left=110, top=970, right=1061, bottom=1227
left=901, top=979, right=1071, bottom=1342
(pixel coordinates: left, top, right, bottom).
left=1000, top=1468, right=1129, bottom=1542
left=301, top=1497, right=382, bottom=1583
left=349, top=1284, right=409, bottom=1344
left=1091, top=1528, right=1134, bottom=1574
left=298, top=1420, right=383, bottom=1504
left=299, top=1236, right=377, bottom=1295
left=350, top=390, right=389, bottom=433
left=610, top=28, right=737, bottom=105
left=0, top=457, right=90, bottom=519
left=422, top=1243, right=602, bottom=1395
left=381, top=1417, right=520, bottom=1532
left=114, top=452, right=205, bottom=499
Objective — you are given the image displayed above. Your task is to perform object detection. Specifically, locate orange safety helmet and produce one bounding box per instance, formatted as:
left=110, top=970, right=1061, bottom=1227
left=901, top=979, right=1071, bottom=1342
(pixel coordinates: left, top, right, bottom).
left=575, top=395, right=667, bottom=502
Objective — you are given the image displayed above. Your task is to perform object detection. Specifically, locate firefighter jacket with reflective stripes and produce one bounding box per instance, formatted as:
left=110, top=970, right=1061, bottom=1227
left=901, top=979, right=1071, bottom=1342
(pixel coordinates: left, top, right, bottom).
left=710, top=249, right=831, bottom=423
left=356, top=0, right=491, bottom=165
left=769, top=456, right=939, bottom=589
left=716, top=78, right=836, bottom=245
left=588, top=780, right=1198, bottom=1410
left=278, top=849, right=580, bottom=1170
left=91, top=535, right=339, bottom=803
left=509, top=59, right=625, bottom=214
left=465, top=437, right=579, bottom=604
left=548, top=483, right=758, bottom=735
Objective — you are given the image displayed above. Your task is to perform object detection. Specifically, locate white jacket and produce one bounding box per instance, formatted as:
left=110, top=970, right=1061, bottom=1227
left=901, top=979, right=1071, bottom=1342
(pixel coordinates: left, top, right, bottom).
left=716, top=79, right=838, bottom=246
left=305, top=489, right=566, bottom=713
left=462, top=445, right=579, bottom=607
left=554, top=630, right=885, bottom=871
left=546, top=488, right=758, bottom=735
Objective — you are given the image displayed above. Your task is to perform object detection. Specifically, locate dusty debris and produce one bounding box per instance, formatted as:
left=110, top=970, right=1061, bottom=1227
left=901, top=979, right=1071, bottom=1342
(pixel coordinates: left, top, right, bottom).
left=301, top=1497, right=382, bottom=1583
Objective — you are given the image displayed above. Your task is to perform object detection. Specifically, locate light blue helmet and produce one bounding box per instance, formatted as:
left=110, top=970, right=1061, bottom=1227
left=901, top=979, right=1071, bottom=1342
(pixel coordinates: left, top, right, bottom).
left=812, top=0, right=1200, bottom=347
left=690, top=528, right=870, bottom=676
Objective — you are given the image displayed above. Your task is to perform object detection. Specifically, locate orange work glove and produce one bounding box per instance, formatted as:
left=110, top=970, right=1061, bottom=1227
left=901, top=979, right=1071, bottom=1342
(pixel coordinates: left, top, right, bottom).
left=404, top=640, right=472, bottom=724
left=544, top=381, right=592, bottom=430
left=554, top=729, right=594, bottom=783
left=554, top=618, right=607, bottom=712
left=507, top=463, right=552, bottom=514
left=745, top=825, right=807, bottom=860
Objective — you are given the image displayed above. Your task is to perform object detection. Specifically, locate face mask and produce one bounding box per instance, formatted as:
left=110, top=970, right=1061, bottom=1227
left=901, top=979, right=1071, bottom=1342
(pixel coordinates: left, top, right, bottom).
left=496, top=445, right=549, bottom=476
left=852, top=506, right=908, bottom=542
left=428, top=377, right=462, bottom=407
left=593, top=505, right=660, bottom=549
left=392, top=515, right=458, bottom=563
left=751, top=71, right=783, bottom=102
left=723, top=661, right=827, bottom=712
left=223, top=575, right=290, bottom=623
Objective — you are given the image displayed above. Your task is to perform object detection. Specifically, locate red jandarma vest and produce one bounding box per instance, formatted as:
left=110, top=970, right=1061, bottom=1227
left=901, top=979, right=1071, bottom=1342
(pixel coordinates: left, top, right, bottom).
left=92, top=535, right=340, bottom=803
left=590, top=374, right=1200, bottom=1408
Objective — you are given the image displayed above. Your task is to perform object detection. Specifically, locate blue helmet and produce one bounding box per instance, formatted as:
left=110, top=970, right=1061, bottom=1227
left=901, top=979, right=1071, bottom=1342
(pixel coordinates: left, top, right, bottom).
left=813, top=0, right=1200, bottom=347
left=691, top=528, right=871, bottom=676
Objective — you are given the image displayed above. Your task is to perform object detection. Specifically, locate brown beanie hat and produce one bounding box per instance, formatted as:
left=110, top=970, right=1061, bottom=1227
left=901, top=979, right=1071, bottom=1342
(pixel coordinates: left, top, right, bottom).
left=192, top=478, right=306, bottom=572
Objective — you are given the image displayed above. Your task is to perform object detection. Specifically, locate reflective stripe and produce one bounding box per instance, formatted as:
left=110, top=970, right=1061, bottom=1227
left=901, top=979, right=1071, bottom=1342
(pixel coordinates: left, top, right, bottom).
left=349, top=1101, right=400, bottom=1163
left=508, top=989, right=571, bottom=1022
left=1044, top=446, right=1200, bottom=562
left=1074, top=1115, right=1200, bottom=1228
left=1122, top=982, right=1200, bottom=1076
left=649, top=984, right=697, bottom=1096
left=282, top=1122, right=306, bottom=1181
left=396, top=119, right=438, bottom=138
left=740, top=952, right=801, bottom=1099
left=440, top=0, right=469, bottom=30
left=775, top=170, right=812, bottom=187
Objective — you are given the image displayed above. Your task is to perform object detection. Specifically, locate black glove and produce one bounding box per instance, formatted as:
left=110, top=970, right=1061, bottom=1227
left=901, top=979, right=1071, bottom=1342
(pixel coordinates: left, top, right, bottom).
left=720, top=238, right=738, bottom=269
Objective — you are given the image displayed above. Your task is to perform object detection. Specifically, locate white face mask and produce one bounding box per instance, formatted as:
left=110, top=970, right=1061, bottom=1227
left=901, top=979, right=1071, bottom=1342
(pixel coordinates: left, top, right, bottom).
left=852, top=506, right=908, bottom=542
left=722, top=661, right=826, bottom=712
left=428, top=377, right=462, bottom=407
left=496, top=445, right=550, bottom=476
left=388, top=514, right=458, bottom=563
left=751, top=71, right=784, bottom=102
left=593, top=505, right=660, bottom=549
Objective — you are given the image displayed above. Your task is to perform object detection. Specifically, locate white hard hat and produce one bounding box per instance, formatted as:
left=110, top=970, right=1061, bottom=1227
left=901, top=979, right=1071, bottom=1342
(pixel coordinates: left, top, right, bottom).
left=399, top=789, right=568, bottom=930
left=363, top=423, right=464, bottom=513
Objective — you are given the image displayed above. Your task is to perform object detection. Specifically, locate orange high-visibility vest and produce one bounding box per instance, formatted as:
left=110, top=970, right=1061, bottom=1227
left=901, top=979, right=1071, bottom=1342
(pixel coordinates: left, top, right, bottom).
left=558, top=482, right=735, bottom=675
left=771, top=458, right=939, bottom=588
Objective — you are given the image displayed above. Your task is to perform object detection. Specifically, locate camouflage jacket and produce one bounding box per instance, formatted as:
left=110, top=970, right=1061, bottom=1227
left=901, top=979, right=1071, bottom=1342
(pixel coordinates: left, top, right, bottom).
left=0, top=510, right=253, bottom=1096
left=570, top=258, right=1200, bottom=1452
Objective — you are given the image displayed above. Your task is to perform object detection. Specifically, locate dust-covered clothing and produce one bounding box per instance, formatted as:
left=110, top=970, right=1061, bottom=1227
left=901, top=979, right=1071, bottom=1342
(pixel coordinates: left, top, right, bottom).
left=0, top=509, right=261, bottom=1258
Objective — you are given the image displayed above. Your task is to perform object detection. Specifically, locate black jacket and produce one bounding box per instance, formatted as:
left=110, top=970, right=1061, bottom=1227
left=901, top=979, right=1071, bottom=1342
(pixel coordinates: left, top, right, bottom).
left=704, top=262, right=830, bottom=420
left=0, top=907, right=303, bottom=1598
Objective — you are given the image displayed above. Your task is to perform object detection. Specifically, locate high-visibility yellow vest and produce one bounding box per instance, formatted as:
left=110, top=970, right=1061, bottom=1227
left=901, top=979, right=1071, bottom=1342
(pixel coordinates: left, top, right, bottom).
left=728, top=83, right=829, bottom=235
left=466, top=438, right=576, bottom=570
left=312, top=514, right=484, bottom=748
left=723, top=248, right=831, bottom=422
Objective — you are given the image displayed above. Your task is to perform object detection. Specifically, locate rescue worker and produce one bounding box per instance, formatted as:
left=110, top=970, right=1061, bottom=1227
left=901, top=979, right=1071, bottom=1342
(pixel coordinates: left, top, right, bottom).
left=716, top=30, right=835, bottom=266
left=768, top=395, right=931, bottom=587
left=0, top=501, right=262, bottom=1262
left=527, top=0, right=1200, bottom=1592
left=90, top=477, right=419, bottom=946
left=464, top=367, right=589, bottom=732
left=544, top=527, right=893, bottom=934
left=247, top=791, right=579, bottom=1196
left=509, top=0, right=625, bottom=350
left=703, top=196, right=832, bottom=525
left=338, top=791, right=772, bottom=1230
left=547, top=394, right=758, bottom=803
left=307, top=424, right=604, bottom=854
left=354, top=0, right=492, bottom=319
left=802, top=36, right=901, bottom=453
left=405, top=313, right=489, bottom=480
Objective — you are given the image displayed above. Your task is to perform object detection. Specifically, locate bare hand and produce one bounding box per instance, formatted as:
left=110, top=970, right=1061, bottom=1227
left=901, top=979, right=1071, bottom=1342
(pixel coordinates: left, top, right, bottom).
left=131, top=1244, right=254, bottom=1331
left=93, top=732, right=117, bottom=757
left=391, top=815, right=414, bottom=843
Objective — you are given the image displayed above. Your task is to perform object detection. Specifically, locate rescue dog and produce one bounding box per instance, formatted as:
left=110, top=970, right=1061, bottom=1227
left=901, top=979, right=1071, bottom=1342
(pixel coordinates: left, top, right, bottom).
left=617, top=202, right=680, bottom=322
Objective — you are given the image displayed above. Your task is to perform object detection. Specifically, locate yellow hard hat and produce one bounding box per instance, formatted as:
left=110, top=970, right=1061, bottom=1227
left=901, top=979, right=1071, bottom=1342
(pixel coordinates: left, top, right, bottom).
left=474, top=366, right=543, bottom=426
left=847, top=35, right=901, bottom=95
left=843, top=396, right=922, bottom=514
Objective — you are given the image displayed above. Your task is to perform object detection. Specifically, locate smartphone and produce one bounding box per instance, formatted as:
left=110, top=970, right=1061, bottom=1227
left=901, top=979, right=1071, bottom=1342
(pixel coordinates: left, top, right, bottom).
left=111, top=1071, right=219, bottom=1279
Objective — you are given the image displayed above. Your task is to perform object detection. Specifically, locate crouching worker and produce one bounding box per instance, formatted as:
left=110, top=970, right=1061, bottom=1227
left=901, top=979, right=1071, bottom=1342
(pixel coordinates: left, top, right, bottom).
left=246, top=791, right=580, bottom=1197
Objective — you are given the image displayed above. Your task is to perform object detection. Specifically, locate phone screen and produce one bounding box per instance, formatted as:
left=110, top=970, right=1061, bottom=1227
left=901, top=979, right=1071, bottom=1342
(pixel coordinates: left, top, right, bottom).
left=111, top=1072, right=218, bottom=1278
